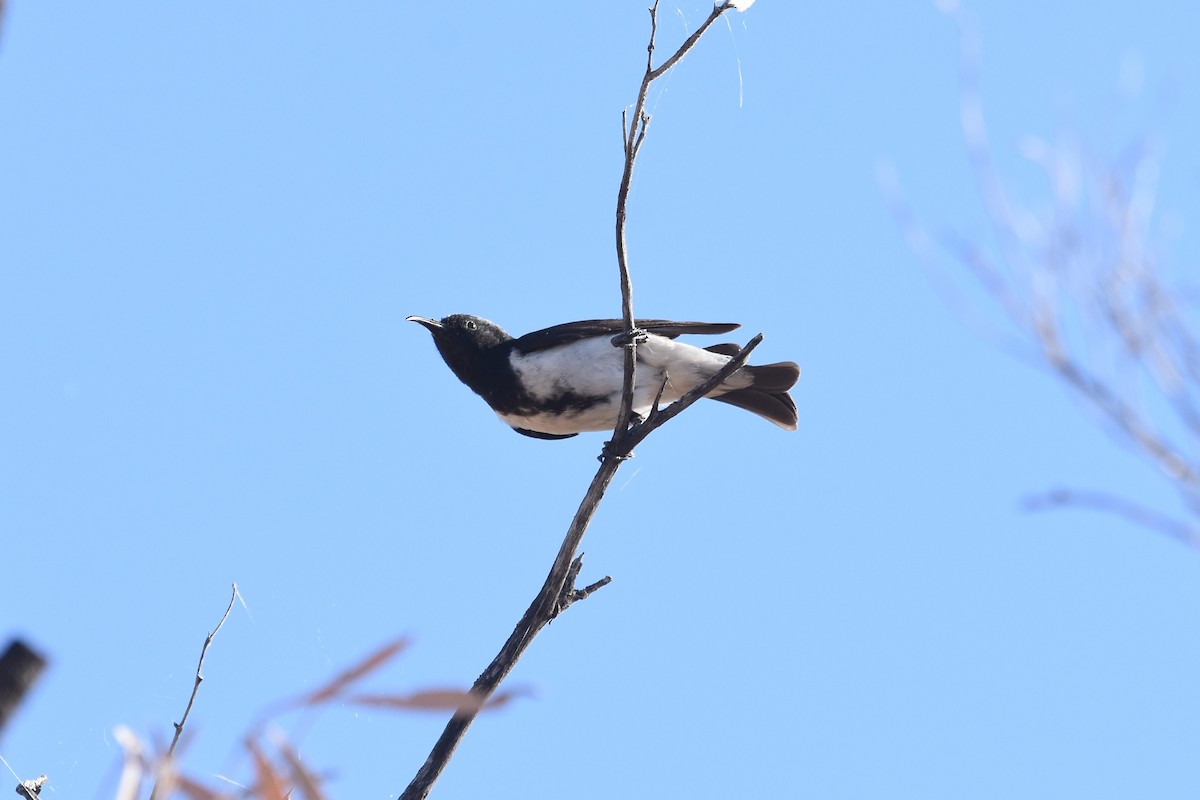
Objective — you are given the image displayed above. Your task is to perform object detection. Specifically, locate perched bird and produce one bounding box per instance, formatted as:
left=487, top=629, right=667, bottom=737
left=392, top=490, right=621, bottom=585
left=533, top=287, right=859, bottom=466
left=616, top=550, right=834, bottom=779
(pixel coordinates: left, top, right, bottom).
left=407, top=314, right=799, bottom=439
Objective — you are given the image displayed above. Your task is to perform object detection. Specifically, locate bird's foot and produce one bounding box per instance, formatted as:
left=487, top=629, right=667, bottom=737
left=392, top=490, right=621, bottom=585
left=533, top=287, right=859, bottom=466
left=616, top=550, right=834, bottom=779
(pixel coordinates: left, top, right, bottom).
left=599, top=439, right=635, bottom=463
left=610, top=328, right=649, bottom=348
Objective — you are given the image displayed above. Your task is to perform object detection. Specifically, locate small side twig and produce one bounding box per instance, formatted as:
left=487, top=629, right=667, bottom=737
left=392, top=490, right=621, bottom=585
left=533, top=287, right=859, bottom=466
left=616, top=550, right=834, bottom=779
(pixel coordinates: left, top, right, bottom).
left=149, top=583, right=238, bottom=800
left=574, top=576, right=615, bottom=601
left=557, top=554, right=613, bottom=612
left=651, top=372, right=671, bottom=414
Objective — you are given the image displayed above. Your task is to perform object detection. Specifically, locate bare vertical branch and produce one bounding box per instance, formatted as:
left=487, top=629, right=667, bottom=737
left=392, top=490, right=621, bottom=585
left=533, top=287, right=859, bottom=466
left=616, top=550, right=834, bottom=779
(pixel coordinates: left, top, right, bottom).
left=399, top=4, right=750, bottom=798
left=612, top=0, right=739, bottom=437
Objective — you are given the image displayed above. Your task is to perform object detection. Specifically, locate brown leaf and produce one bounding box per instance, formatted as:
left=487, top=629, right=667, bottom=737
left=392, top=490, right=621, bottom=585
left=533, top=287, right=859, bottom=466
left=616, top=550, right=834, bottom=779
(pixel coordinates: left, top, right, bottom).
left=172, top=773, right=225, bottom=800
left=277, top=739, right=327, bottom=800
left=302, top=637, right=411, bottom=705
left=247, top=739, right=288, bottom=800
left=347, top=686, right=530, bottom=713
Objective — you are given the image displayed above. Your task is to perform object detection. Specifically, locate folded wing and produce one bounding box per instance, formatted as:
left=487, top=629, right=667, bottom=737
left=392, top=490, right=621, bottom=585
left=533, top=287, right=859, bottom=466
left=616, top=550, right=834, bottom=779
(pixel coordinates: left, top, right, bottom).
left=513, top=319, right=741, bottom=354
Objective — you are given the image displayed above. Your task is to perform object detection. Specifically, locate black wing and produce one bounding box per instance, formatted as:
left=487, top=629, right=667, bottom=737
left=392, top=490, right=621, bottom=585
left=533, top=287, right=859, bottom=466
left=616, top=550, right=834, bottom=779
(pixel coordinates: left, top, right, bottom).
left=512, top=427, right=579, bottom=440
left=513, top=319, right=740, bottom=354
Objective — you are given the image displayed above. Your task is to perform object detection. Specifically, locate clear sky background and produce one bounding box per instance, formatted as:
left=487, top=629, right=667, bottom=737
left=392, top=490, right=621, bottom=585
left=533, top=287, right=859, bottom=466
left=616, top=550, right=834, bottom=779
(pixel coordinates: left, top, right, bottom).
left=4, top=2, right=1200, bottom=798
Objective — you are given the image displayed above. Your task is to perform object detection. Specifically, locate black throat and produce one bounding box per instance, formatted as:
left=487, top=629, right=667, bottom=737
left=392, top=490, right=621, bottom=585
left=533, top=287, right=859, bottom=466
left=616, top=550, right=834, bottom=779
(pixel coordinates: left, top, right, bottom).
left=435, top=339, right=526, bottom=414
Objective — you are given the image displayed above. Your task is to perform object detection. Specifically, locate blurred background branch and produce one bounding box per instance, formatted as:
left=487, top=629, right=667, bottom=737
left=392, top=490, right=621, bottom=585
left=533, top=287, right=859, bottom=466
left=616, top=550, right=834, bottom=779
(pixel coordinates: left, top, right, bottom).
left=884, top=3, right=1198, bottom=546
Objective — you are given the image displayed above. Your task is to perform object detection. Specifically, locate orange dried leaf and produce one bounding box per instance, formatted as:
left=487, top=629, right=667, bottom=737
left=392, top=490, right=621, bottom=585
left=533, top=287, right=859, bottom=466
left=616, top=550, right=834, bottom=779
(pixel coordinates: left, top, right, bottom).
left=356, top=688, right=478, bottom=711
left=303, top=637, right=412, bottom=705
left=247, top=739, right=288, bottom=800
left=277, top=740, right=327, bottom=800
left=483, top=689, right=525, bottom=710
left=348, top=686, right=530, bottom=713
left=173, top=773, right=224, bottom=800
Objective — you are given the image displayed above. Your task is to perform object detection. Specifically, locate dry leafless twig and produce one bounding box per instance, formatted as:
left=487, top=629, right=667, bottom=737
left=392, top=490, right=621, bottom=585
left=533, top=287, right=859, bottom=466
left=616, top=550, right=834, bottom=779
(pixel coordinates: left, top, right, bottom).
left=148, top=583, right=238, bottom=800
left=118, top=633, right=507, bottom=799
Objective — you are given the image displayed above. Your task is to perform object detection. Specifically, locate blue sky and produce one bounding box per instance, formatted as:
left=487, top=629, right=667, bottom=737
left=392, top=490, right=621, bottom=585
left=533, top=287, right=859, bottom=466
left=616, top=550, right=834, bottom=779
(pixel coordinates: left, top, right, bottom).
left=4, top=2, right=1200, bottom=798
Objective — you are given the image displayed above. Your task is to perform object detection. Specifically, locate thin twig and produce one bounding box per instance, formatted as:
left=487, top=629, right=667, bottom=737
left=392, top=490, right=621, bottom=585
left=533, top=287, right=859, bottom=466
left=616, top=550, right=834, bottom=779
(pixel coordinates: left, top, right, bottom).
left=150, top=583, right=238, bottom=800
left=399, top=6, right=746, bottom=798
left=647, top=2, right=732, bottom=81
left=569, top=575, right=615, bottom=605
left=613, top=0, right=739, bottom=436
left=651, top=372, right=671, bottom=414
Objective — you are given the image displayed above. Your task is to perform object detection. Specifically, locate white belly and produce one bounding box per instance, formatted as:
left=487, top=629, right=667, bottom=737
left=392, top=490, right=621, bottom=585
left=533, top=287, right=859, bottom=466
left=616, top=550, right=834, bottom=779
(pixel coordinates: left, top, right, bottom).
left=497, top=334, right=750, bottom=434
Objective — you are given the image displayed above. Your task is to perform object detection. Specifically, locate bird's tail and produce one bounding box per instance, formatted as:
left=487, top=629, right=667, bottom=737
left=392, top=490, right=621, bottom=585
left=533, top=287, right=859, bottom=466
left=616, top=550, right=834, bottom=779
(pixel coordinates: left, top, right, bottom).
left=708, top=358, right=800, bottom=430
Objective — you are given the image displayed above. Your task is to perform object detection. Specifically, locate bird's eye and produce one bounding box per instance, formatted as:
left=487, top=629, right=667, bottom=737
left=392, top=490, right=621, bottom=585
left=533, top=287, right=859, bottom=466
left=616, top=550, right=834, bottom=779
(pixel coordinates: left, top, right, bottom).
left=465, top=320, right=478, bottom=331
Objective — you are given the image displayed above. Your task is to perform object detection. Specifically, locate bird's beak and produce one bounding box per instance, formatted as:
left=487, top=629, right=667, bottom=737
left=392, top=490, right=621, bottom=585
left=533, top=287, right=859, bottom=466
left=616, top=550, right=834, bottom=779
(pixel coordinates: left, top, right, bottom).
left=406, top=315, right=443, bottom=333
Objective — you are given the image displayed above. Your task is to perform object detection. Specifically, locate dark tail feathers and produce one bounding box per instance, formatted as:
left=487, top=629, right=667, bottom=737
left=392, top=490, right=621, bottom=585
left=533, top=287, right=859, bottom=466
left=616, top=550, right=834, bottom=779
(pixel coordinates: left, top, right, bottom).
left=702, top=345, right=800, bottom=430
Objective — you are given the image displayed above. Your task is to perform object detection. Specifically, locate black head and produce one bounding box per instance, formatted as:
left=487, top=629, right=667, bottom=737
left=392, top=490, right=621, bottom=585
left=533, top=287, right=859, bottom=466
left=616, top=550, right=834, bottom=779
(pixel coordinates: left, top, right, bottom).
left=407, top=314, right=514, bottom=395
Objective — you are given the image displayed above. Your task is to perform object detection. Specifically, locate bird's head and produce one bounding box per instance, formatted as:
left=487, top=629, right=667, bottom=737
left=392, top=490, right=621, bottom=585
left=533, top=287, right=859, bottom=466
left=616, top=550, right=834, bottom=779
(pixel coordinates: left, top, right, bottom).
left=407, top=314, right=513, bottom=390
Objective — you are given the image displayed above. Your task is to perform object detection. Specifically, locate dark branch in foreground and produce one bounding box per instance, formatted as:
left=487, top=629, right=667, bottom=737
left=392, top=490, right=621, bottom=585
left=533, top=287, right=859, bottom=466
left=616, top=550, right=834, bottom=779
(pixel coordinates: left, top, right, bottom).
left=399, top=4, right=748, bottom=798
left=0, top=639, right=47, bottom=738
